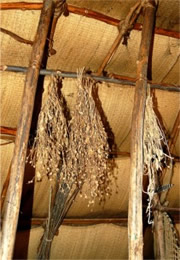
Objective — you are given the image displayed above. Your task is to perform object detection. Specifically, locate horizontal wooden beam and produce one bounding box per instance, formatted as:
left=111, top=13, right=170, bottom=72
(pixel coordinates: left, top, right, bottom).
left=1, top=65, right=179, bottom=92
left=0, top=2, right=179, bottom=39
left=0, top=126, right=17, bottom=136
left=24, top=217, right=128, bottom=227
left=3, top=211, right=179, bottom=230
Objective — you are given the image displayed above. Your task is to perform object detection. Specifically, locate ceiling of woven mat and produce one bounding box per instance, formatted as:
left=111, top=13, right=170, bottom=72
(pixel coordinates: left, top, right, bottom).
left=1, top=2, right=180, bottom=84
left=13, top=225, right=156, bottom=259
left=0, top=0, right=180, bottom=259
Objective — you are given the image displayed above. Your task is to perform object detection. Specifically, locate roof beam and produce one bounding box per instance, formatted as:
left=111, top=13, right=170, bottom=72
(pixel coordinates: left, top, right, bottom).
left=0, top=126, right=17, bottom=136
left=2, top=211, right=179, bottom=230
left=0, top=2, right=179, bottom=39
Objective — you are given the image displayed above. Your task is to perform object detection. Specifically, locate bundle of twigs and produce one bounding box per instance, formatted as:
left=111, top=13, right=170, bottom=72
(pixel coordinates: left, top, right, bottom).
left=143, top=86, right=172, bottom=224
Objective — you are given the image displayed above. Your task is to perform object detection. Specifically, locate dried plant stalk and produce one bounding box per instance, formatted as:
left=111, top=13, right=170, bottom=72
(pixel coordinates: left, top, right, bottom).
left=61, top=69, right=112, bottom=205
left=29, top=75, right=68, bottom=181
left=143, top=86, right=172, bottom=224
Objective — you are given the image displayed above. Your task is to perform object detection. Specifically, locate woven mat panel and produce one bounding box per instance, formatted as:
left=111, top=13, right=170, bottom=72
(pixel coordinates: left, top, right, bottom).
left=1, top=10, right=39, bottom=67
left=14, top=224, right=155, bottom=259
left=14, top=224, right=128, bottom=259
left=0, top=72, right=25, bottom=128
left=47, top=14, right=117, bottom=72
left=68, top=0, right=179, bottom=32
left=32, top=157, right=130, bottom=218
left=0, top=140, right=14, bottom=193
left=153, top=90, right=180, bottom=142
left=106, top=31, right=180, bottom=85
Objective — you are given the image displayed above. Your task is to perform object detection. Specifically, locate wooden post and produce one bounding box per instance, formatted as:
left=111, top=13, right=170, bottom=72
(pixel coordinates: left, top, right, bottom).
left=128, top=1, right=157, bottom=259
left=0, top=1, right=54, bottom=259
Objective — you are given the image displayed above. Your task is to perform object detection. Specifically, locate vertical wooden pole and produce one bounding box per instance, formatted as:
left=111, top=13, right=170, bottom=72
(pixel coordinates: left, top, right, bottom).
left=128, top=1, right=157, bottom=259
left=0, top=1, right=54, bottom=259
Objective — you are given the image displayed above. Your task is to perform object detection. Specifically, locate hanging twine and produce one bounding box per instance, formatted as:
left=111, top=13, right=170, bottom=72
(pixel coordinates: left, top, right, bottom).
left=143, top=86, right=172, bottom=224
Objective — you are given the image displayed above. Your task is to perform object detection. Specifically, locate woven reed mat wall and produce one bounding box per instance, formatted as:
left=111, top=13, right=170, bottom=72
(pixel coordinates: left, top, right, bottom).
left=1, top=6, right=179, bottom=84
left=13, top=224, right=157, bottom=259
left=0, top=140, right=14, bottom=192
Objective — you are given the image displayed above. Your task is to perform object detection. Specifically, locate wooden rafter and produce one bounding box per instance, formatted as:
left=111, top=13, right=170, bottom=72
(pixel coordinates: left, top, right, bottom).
left=128, top=1, right=157, bottom=259
left=0, top=0, right=55, bottom=258
left=0, top=2, right=179, bottom=39
left=0, top=126, right=17, bottom=136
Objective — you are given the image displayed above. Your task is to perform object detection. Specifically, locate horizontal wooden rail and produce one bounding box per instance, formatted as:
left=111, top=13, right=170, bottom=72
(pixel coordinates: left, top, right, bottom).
left=0, top=2, right=179, bottom=39
left=1, top=65, right=179, bottom=92
left=1, top=211, right=179, bottom=230
left=0, top=126, right=17, bottom=136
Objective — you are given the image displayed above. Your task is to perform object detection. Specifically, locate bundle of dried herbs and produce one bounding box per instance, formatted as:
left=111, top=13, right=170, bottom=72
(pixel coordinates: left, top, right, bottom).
left=28, top=75, right=68, bottom=181
left=143, top=86, right=172, bottom=224
left=61, top=69, right=112, bottom=205
left=35, top=70, right=114, bottom=259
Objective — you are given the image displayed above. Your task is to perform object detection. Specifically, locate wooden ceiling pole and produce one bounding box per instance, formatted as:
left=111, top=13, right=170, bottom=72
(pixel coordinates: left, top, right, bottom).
left=0, top=0, right=55, bottom=259
left=128, top=1, right=157, bottom=259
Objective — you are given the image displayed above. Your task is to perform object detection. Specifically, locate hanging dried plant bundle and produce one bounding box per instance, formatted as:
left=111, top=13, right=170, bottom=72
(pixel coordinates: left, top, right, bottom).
left=29, top=75, right=68, bottom=181
left=143, top=86, right=172, bottom=224
left=61, top=69, right=112, bottom=205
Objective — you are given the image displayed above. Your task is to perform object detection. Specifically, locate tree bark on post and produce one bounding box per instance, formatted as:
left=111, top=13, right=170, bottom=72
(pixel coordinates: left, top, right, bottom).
left=128, top=1, right=157, bottom=259
left=0, top=1, right=54, bottom=259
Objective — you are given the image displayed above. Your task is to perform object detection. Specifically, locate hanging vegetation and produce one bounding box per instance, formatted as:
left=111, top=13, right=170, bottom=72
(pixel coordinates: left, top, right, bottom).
left=143, top=86, right=172, bottom=224
left=61, top=69, right=113, bottom=205
left=30, top=70, right=114, bottom=259
left=28, top=75, right=69, bottom=181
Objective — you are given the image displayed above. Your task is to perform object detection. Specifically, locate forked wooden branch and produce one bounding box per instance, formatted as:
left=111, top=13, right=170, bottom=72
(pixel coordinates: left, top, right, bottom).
left=96, top=1, right=142, bottom=76
left=0, top=0, right=54, bottom=259
left=128, top=1, right=157, bottom=259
